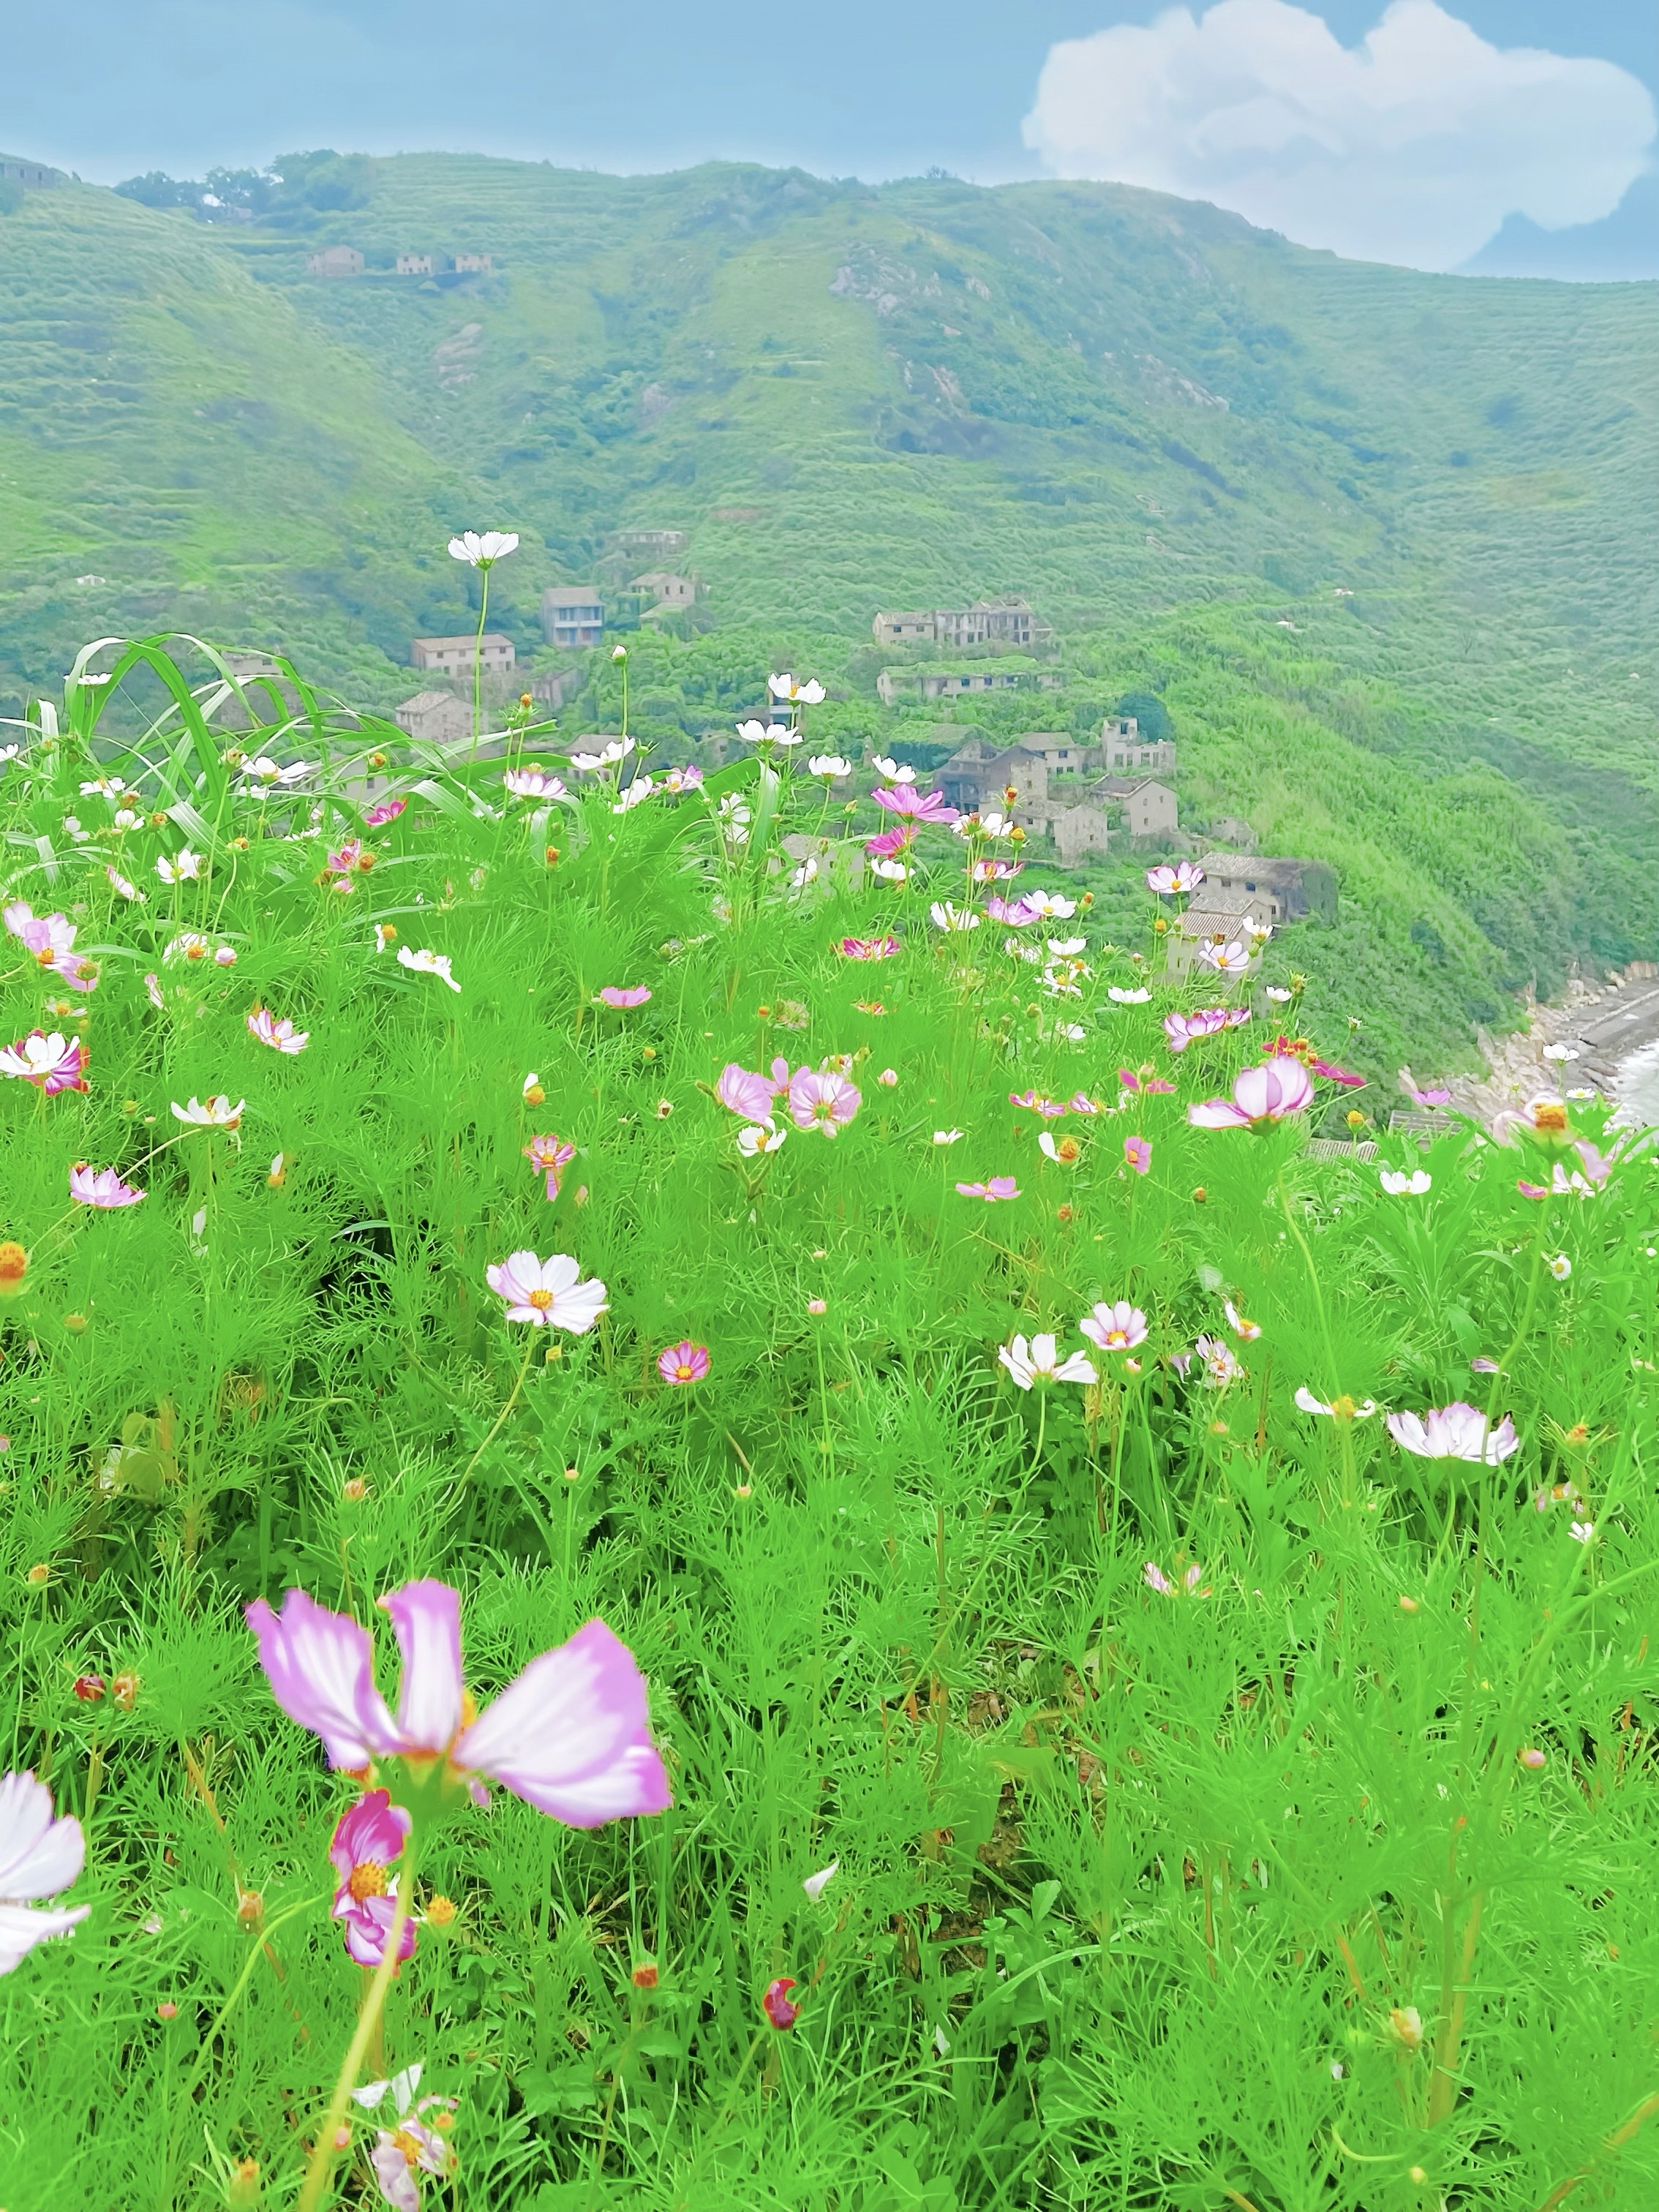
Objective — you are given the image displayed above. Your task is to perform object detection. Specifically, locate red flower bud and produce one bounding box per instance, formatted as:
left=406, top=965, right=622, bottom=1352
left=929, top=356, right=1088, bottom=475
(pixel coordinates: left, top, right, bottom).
left=762, top=1976, right=800, bottom=2030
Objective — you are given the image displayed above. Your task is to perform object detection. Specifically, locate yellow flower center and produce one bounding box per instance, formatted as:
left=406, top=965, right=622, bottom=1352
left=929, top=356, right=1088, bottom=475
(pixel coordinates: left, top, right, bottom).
left=1330, top=1394, right=1356, bottom=1421
left=392, top=2128, right=424, bottom=2167
left=1105, top=1330, right=1128, bottom=1348
left=347, top=1860, right=388, bottom=1903
left=527, top=1288, right=554, bottom=1311
left=1534, top=1103, right=1568, bottom=1135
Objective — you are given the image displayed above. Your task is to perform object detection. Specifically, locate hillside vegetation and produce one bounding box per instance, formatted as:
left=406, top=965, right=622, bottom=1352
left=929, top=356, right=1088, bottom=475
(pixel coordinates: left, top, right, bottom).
left=0, top=154, right=1655, bottom=1061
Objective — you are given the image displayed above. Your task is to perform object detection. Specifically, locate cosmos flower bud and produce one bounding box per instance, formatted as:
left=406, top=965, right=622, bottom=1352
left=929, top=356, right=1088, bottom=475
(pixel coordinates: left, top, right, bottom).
left=0, top=1242, right=29, bottom=1297
left=63, top=1313, right=89, bottom=1334
left=73, top=1674, right=106, bottom=1702
left=427, top=1895, right=458, bottom=1927
left=342, top=1478, right=367, bottom=1503
left=157, top=2000, right=178, bottom=2020
left=1388, top=2005, right=1423, bottom=2051
left=631, top=1959, right=659, bottom=1988
left=1518, top=1747, right=1546, bottom=1770
left=26, top=1564, right=49, bottom=1587
left=762, top=1977, right=800, bottom=2030
left=111, top=1672, right=138, bottom=1709
left=236, top=1889, right=264, bottom=1928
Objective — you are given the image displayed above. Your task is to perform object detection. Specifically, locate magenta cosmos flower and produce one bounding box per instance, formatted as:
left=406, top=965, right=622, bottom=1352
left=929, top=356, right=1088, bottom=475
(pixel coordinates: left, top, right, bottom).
left=871, top=785, right=958, bottom=824
left=1385, top=1403, right=1519, bottom=1464
left=524, top=1134, right=577, bottom=1200
left=763, top=1976, right=800, bottom=2030
left=1123, top=1135, right=1151, bottom=1175
left=1188, top=1056, right=1312, bottom=1130
left=247, top=1007, right=311, bottom=1055
left=1163, top=1007, right=1249, bottom=1053
left=657, top=1341, right=710, bottom=1385
left=69, top=1163, right=145, bottom=1209
left=0, top=1770, right=89, bottom=1974
left=1009, top=1089, right=1067, bottom=1117
left=247, top=1580, right=670, bottom=1824
left=364, top=797, right=407, bottom=827
left=864, top=825, right=914, bottom=859
left=1, top=902, right=95, bottom=990
left=1080, top=1301, right=1148, bottom=1353
left=330, top=1788, right=415, bottom=1967
left=839, top=936, right=900, bottom=960
left=485, top=1252, right=608, bottom=1331
left=985, top=895, right=1037, bottom=925
left=956, top=1176, right=1019, bottom=1202
left=597, top=985, right=650, bottom=1009
left=787, top=1065, right=860, bottom=1137
left=1146, top=862, right=1204, bottom=896
left=0, top=1031, right=88, bottom=1094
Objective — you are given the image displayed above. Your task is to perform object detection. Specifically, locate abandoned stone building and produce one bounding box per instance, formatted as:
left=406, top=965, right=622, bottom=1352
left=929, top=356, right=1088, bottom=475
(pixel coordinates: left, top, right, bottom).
left=411, top=633, right=516, bottom=677
left=1192, top=851, right=1336, bottom=925
left=871, top=597, right=1052, bottom=650
left=1102, top=714, right=1177, bottom=777
left=542, top=588, right=606, bottom=649
left=394, top=693, right=475, bottom=748
left=305, top=244, right=364, bottom=279
left=632, top=571, right=696, bottom=609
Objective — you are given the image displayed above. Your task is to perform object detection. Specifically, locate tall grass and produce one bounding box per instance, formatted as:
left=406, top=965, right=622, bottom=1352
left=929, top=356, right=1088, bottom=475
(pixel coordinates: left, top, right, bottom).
left=0, top=639, right=1654, bottom=2212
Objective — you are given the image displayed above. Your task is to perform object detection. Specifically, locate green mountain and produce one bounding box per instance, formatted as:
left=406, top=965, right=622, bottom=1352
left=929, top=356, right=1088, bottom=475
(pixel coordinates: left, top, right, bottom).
left=0, top=153, right=1655, bottom=1069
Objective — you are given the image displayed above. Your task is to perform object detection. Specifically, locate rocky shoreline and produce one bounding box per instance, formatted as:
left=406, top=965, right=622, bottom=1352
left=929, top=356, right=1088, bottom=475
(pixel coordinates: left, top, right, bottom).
left=1440, top=964, right=1659, bottom=1129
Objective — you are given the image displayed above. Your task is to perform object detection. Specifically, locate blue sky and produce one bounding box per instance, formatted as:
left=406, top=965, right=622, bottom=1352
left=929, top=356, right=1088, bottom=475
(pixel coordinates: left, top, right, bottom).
left=7, top=0, right=1655, bottom=275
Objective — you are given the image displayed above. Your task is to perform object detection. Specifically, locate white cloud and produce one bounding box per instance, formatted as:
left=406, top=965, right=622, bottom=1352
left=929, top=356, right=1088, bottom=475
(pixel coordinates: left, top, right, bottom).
left=1023, top=0, right=1656, bottom=272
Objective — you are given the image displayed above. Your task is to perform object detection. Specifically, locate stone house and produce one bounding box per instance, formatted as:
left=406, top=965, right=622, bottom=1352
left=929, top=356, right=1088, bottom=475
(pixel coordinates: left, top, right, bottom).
left=1194, top=851, right=1336, bottom=925
left=1167, top=902, right=1271, bottom=978
left=412, top=633, right=516, bottom=677
left=1102, top=715, right=1176, bottom=777
left=396, top=253, right=433, bottom=276
left=1051, top=806, right=1113, bottom=867
left=937, top=744, right=1048, bottom=821
left=452, top=253, right=493, bottom=274
left=878, top=663, right=1059, bottom=707
left=616, top=528, right=689, bottom=560
left=871, top=596, right=1052, bottom=650
left=1012, top=731, right=1101, bottom=775
left=542, top=588, right=605, bottom=649
left=306, top=245, right=364, bottom=279
left=394, top=692, right=475, bottom=748
left=531, top=666, right=582, bottom=712
left=1094, top=776, right=1178, bottom=840
left=631, top=571, right=695, bottom=608
left=0, top=157, right=63, bottom=189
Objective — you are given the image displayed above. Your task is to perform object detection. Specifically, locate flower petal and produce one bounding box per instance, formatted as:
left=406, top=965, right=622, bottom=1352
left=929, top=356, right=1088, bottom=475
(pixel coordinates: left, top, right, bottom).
left=244, top=1590, right=399, bottom=1769
left=453, top=1619, right=671, bottom=1826
left=0, top=1899, right=89, bottom=1974
left=378, top=1581, right=466, bottom=1753
left=0, top=1771, right=83, bottom=1901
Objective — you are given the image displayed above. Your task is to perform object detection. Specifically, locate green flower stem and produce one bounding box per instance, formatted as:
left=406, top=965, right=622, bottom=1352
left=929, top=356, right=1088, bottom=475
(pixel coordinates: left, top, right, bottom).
left=296, top=1865, right=415, bottom=2212
left=459, top=1331, right=538, bottom=1489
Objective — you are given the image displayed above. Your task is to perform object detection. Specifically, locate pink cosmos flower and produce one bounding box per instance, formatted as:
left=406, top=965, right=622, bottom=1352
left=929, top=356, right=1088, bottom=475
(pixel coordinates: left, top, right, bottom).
left=247, top=1008, right=311, bottom=1055
left=1118, top=1068, right=1172, bottom=1096
left=871, top=785, right=958, bottom=824
left=597, top=985, right=650, bottom=1009
left=1067, top=1092, right=1105, bottom=1115
left=364, top=797, right=407, bottom=827
left=1009, top=1089, right=1067, bottom=1117
left=524, top=1134, right=577, bottom=1200
left=787, top=1066, right=861, bottom=1137
left=330, top=1789, right=415, bottom=1968
left=1188, top=1056, right=1313, bottom=1130
left=1385, top=1404, right=1519, bottom=1464
left=972, top=857, right=1023, bottom=881
left=763, top=1977, right=800, bottom=2030
left=1144, top=1560, right=1208, bottom=1596
left=661, top=764, right=704, bottom=794
left=325, top=839, right=365, bottom=874
left=1080, top=1301, right=1148, bottom=1352
left=864, top=826, right=915, bottom=859
left=956, top=1177, right=1020, bottom=1202
left=657, top=1341, right=710, bottom=1385
left=1146, top=862, right=1204, bottom=896
left=985, top=895, right=1037, bottom=925
left=485, top=1252, right=608, bottom=1331
left=839, top=937, right=900, bottom=960
left=0, top=1031, right=88, bottom=1094
left=717, top=1063, right=779, bottom=1121
left=354, top=2066, right=458, bottom=2208
left=245, top=1579, right=671, bottom=1824
left=0, top=1769, right=89, bottom=1974
left=1193, top=1334, right=1243, bottom=1387
left=69, top=1163, right=145, bottom=1209
left=1123, top=1135, right=1151, bottom=1175
left=1, top=903, right=95, bottom=990
left=1307, top=1057, right=1365, bottom=1088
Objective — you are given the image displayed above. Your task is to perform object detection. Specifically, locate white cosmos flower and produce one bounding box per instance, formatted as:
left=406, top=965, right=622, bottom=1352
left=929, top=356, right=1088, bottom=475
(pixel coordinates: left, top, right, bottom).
left=80, top=777, right=120, bottom=799
left=768, top=673, right=826, bottom=704
left=242, top=756, right=314, bottom=785
left=1541, top=1044, right=1579, bottom=1062
left=569, top=737, right=634, bottom=772
left=1295, top=1388, right=1377, bottom=1420
left=802, top=1859, right=840, bottom=1901
left=448, top=530, right=519, bottom=566
left=1200, top=941, right=1252, bottom=974
left=736, top=1121, right=788, bottom=1157
left=105, top=867, right=142, bottom=900
left=1265, top=986, right=1293, bottom=1002
left=612, top=775, right=655, bottom=813
left=170, top=1094, right=245, bottom=1129
left=0, top=745, right=20, bottom=767
left=1380, top=1168, right=1432, bottom=1195
left=932, top=1129, right=964, bottom=1145
left=870, top=857, right=909, bottom=881
left=808, top=755, right=851, bottom=779
left=397, top=946, right=461, bottom=992
left=930, top=901, right=980, bottom=932
left=1047, top=936, right=1086, bottom=957
left=1022, top=890, right=1076, bottom=919
left=733, top=719, right=775, bottom=745
left=998, top=1333, right=1099, bottom=1390
left=503, top=767, right=568, bottom=799
left=155, top=849, right=203, bottom=883
left=870, top=756, right=917, bottom=784
left=1108, top=986, right=1151, bottom=1004
left=789, top=857, right=821, bottom=889
left=0, top=1770, right=89, bottom=1973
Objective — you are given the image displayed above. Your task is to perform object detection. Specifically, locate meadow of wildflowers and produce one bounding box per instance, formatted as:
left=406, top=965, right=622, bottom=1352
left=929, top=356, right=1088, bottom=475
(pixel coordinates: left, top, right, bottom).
left=0, top=628, right=1656, bottom=2212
